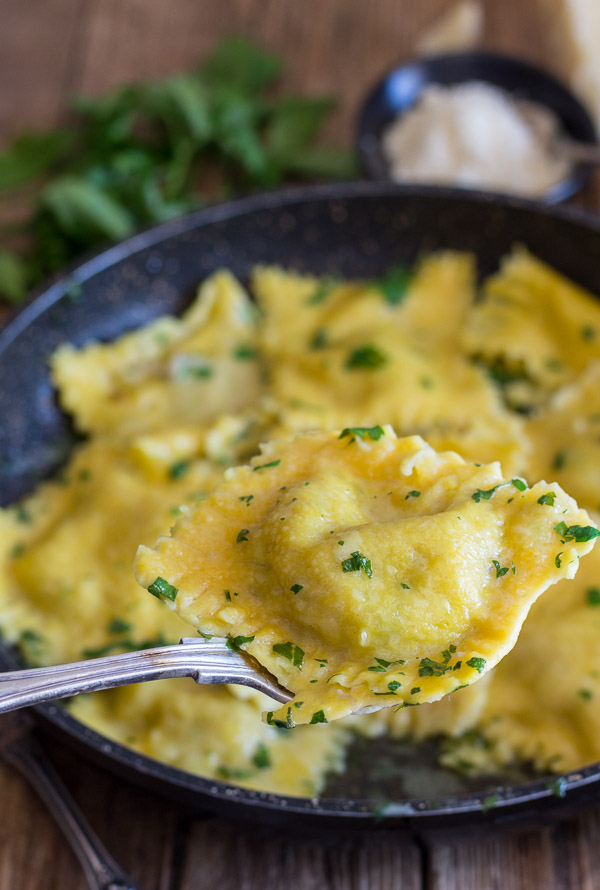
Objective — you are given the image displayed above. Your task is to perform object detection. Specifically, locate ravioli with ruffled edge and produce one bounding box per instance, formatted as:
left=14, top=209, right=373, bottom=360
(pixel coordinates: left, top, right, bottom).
left=134, top=427, right=599, bottom=726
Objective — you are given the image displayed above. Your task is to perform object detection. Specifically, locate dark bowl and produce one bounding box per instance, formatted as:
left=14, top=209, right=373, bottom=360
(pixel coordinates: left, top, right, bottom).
left=3, top=182, right=600, bottom=833
left=356, top=51, right=597, bottom=203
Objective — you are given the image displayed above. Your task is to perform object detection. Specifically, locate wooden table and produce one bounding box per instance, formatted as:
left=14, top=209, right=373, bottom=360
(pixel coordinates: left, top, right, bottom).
left=2, top=1, right=600, bottom=887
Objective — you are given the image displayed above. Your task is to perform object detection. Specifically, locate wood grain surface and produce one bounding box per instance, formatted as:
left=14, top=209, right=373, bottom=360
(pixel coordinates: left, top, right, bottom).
left=1, top=1, right=600, bottom=887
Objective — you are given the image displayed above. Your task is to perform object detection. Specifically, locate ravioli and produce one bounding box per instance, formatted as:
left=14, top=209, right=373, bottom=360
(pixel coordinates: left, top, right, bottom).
left=135, top=428, right=598, bottom=726
left=526, top=362, right=600, bottom=514
left=51, top=270, right=262, bottom=438
left=463, top=247, right=600, bottom=408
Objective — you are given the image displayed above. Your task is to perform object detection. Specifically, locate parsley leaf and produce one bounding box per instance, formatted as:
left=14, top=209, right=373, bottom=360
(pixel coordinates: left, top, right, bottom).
left=309, top=709, right=327, bottom=724
left=554, top=523, right=600, bottom=542
left=272, top=641, right=305, bottom=668
left=466, top=656, right=486, bottom=673
left=226, top=634, right=255, bottom=652
left=345, top=344, right=388, bottom=370
left=253, top=460, right=281, bottom=471
left=538, top=492, right=556, bottom=506
left=236, top=529, right=250, bottom=543
left=147, top=577, right=179, bottom=601
left=374, top=265, right=412, bottom=305
left=339, top=426, right=385, bottom=442
left=341, top=550, right=373, bottom=578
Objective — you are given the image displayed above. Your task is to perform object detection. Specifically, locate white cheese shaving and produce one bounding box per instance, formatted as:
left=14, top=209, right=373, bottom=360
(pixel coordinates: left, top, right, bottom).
left=382, top=82, right=571, bottom=197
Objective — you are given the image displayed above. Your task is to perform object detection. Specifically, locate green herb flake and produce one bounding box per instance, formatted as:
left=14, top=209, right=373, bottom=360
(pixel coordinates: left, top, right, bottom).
left=345, top=344, right=388, bottom=371
left=546, top=777, right=567, bottom=798
left=555, top=552, right=563, bottom=568
left=400, top=582, right=410, bottom=590
left=374, top=264, right=412, bottom=306
left=587, top=588, right=600, bottom=606
left=233, top=344, right=258, bottom=361
left=466, top=656, right=486, bottom=674
left=310, top=328, right=329, bottom=350
left=239, top=494, right=254, bottom=505
left=405, top=490, right=421, bottom=500
left=169, top=460, right=189, bottom=480
left=481, top=793, right=499, bottom=813
left=420, top=376, right=434, bottom=390
left=226, top=634, right=255, bottom=652
left=236, top=528, right=250, bottom=543
left=272, top=641, right=305, bottom=668
left=107, top=618, right=132, bottom=635
left=511, top=478, right=527, bottom=491
left=579, top=688, right=593, bottom=701
left=266, top=712, right=288, bottom=729
left=582, top=325, right=596, bottom=341
left=554, top=522, right=600, bottom=542
left=309, top=709, right=327, bottom=724
left=252, top=742, right=271, bottom=770
left=418, top=657, right=451, bottom=678
left=294, top=701, right=304, bottom=709
left=538, top=492, right=556, bottom=506
left=307, top=279, right=336, bottom=306
left=341, top=550, right=373, bottom=578
left=411, top=687, right=421, bottom=695
left=253, top=460, right=281, bottom=471
left=472, top=485, right=500, bottom=503
left=553, top=450, right=568, bottom=470
left=339, top=425, right=385, bottom=442
left=224, top=589, right=232, bottom=602
left=338, top=540, right=344, bottom=546
left=388, top=680, right=402, bottom=692
left=492, top=559, right=509, bottom=578
left=147, top=577, right=179, bottom=602
left=290, top=583, right=303, bottom=594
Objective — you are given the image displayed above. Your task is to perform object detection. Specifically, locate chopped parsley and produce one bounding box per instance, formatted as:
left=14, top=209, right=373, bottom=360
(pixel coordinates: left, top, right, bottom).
left=309, top=709, right=327, bottom=724
left=400, top=582, right=410, bottom=590
left=253, top=460, right=281, bottom=471
left=226, top=634, right=255, bottom=652
left=418, top=657, right=450, bottom=677
left=554, top=522, right=600, bottom=543
left=546, top=777, right=567, bottom=798
left=290, top=584, right=303, bottom=594
left=233, top=344, right=258, bottom=360
left=307, top=278, right=336, bottom=306
left=107, top=618, right=132, bottom=635
left=224, top=590, right=232, bottom=602
left=472, top=485, right=501, bottom=503
left=553, top=450, right=568, bottom=471
left=538, top=492, right=556, bottom=506
left=266, top=712, right=289, bottom=729
left=405, top=490, right=421, bottom=499
left=239, top=494, right=254, bottom=505
left=555, top=552, right=563, bottom=568
left=339, top=425, right=385, bottom=442
left=466, top=656, right=486, bottom=674
left=272, top=641, right=305, bottom=668
left=310, top=328, right=329, bottom=350
left=411, top=687, right=421, bottom=695
left=338, top=540, right=344, bottom=546
left=491, top=560, right=509, bottom=578
left=388, top=680, right=402, bottom=692
left=169, top=460, right=189, bottom=480
left=236, top=529, right=250, bottom=543
left=147, top=577, right=179, bottom=602
left=511, top=478, right=527, bottom=491
left=345, top=343, right=388, bottom=370
left=582, top=325, right=596, bottom=341
left=587, top=588, right=600, bottom=606
left=251, top=742, right=271, bottom=770
left=579, top=688, right=593, bottom=701
left=341, top=550, right=373, bottom=578
left=374, top=264, right=412, bottom=305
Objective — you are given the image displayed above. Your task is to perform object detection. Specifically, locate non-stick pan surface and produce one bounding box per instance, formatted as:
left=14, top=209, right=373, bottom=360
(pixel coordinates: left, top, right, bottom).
left=2, top=182, right=600, bottom=832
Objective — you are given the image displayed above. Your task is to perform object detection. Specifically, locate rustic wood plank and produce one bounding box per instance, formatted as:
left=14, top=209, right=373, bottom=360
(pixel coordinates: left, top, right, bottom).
left=179, top=819, right=422, bottom=890
left=0, top=760, right=86, bottom=890
left=0, top=0, right=90, bottom=140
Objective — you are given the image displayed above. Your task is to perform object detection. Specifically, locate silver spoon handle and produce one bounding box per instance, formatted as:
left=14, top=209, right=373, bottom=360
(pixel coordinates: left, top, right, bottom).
left=2, top=715, right=137, bottom=890
left=0, top=638, right=291, bottom=713
left=554, top=138, right=600, bottom=165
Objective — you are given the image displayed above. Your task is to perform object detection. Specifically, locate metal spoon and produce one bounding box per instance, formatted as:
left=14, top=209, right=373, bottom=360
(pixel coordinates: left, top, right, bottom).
left=518, top=99, right=600, bottom=166
left=0, top=637, right=293, bottom=715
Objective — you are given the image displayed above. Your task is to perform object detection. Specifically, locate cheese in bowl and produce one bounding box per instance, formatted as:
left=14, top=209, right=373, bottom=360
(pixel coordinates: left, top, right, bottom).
left=135, top=428, right=598, bottom=725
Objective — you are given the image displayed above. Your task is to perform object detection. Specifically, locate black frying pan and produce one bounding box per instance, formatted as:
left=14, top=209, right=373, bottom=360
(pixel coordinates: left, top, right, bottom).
left=2, top=182, right=600, bottom=833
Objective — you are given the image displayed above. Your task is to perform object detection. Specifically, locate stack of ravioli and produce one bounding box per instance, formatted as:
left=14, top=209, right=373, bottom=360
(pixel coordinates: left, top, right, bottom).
left=2, top=247, right=600, bottom=792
